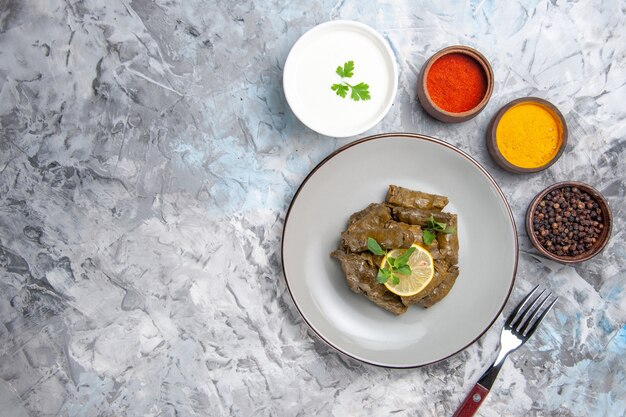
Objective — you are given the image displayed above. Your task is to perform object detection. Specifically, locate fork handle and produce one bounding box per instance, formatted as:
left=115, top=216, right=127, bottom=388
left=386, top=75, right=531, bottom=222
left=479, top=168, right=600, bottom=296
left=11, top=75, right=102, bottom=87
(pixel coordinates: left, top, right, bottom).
left=451, top=383, right=490, bottom=417
left=452, top=359, right=505, bottom=417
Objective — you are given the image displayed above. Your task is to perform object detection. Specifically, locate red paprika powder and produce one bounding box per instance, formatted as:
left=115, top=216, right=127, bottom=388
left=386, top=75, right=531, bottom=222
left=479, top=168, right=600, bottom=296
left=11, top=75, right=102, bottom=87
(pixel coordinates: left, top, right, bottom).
left=426, top=53, right=488, bottom=113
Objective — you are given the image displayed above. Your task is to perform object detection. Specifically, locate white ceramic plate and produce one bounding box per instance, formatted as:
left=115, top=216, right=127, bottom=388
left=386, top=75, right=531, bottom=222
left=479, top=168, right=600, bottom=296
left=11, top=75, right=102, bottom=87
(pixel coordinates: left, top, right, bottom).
left=282, top=134, right=518, bottom=368
left=283, top=21, right=398, bottom=138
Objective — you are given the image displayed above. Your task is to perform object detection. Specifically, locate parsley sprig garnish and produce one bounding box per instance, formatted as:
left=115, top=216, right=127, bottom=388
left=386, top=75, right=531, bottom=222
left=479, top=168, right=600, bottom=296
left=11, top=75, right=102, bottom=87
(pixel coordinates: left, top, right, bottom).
left=331, top=61, right=371, bottom=101
left=367, top=237, right=415, bottom=285
left=423, top=214, right=456, bottom=245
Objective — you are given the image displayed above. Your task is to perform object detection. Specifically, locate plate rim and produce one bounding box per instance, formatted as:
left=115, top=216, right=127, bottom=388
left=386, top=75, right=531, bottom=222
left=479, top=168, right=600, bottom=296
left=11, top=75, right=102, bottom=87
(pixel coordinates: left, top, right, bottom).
left=281, top=132, right=518, bottom=368
left=282, top=20, right=399, bottom=138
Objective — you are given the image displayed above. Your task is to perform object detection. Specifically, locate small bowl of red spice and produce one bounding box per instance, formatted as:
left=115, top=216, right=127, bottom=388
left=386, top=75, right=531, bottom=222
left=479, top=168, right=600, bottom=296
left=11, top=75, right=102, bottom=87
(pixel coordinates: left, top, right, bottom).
left=526, top=182, right=612, bottom=263
left=417, top=45, right=494, bottom=123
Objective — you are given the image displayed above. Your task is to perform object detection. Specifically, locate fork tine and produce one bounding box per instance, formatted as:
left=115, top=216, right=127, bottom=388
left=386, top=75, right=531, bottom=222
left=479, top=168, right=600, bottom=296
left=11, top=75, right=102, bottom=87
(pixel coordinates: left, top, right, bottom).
left=522, top=296, right=559, bottom=338
left=505, top=285, right=540, bottom=327
left=518, top=291, right=551, bottom=334
left=513, top=289, right=548, bottom=331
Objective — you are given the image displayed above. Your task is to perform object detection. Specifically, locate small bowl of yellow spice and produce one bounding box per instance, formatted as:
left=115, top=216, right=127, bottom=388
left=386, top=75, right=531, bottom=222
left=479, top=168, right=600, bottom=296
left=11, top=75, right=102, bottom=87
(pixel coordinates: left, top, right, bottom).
left=487, top=97, right=567, bottom=173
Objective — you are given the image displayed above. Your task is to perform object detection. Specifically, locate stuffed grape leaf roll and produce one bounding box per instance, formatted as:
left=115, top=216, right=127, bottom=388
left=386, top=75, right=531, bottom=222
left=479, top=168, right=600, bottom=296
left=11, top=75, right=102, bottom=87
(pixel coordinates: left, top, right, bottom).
left=386, top=185, right=448, bottom=210
left=331, top=250, right=408, bottom=315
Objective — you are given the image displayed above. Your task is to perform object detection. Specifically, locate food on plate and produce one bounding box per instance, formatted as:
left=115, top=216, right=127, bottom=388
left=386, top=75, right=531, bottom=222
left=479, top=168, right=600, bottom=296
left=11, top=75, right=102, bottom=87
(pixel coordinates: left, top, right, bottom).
left=381, top=244, right=434, bottom=297
left=341, top=226, right=423, bottom=253
left=331, top=250, right=408, bottom=315
left=390, top=206, right=455, bottom=227
left=386, top=185, right=448, bottom=210
left=331, top=185, right=459, bottom=314
left=415, top=265, right=459, bottom=308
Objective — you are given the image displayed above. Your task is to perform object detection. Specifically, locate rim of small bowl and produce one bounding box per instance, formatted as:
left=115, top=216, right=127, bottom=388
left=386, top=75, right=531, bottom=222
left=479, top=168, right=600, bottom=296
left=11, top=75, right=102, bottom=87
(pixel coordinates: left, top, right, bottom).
left=525, top=181, right=612, bottom=263
left=487, top=97, right=568, bottom=173
left=417, top=45, right=494, bottom=123
left=282, top=20, right=399, bottom=138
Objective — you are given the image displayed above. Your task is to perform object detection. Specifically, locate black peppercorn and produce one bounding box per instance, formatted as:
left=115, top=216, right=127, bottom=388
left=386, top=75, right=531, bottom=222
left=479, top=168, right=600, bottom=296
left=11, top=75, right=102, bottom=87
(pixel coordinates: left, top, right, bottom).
left=532, top=186, right=604, bottom=257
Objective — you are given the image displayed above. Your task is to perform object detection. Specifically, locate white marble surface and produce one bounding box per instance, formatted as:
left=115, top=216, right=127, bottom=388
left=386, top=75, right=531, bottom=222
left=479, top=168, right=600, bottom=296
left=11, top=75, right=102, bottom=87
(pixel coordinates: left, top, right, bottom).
left=0, top=0, right=625, bottom=416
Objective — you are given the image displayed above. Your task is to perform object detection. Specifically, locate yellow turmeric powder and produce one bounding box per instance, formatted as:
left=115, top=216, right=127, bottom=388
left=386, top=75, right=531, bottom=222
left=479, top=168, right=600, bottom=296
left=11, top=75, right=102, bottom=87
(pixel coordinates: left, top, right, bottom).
left=495, top=103, right=562, bottom=168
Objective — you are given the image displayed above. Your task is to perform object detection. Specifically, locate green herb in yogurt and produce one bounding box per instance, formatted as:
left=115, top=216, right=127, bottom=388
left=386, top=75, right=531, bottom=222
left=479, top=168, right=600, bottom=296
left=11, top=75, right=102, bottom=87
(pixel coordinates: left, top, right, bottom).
left=331, top=61, right=371, bottom=102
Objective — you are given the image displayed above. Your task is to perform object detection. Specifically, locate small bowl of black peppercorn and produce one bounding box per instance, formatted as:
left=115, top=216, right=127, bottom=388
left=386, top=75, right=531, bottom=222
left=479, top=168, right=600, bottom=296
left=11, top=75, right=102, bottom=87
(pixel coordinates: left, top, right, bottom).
left=526, top=181, right=612, bottom=263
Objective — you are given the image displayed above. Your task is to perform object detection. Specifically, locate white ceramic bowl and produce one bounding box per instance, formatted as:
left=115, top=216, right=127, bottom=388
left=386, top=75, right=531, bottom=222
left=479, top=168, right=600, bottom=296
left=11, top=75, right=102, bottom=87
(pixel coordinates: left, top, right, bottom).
left=283, top=21, right=398, bottom=138
left=282, top=133, right=518, bottom=368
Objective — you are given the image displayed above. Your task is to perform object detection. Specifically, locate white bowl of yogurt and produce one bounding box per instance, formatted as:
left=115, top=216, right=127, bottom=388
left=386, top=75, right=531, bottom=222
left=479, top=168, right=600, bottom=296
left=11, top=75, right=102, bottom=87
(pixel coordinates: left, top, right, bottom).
left=283, top=20, right=398, bottom=138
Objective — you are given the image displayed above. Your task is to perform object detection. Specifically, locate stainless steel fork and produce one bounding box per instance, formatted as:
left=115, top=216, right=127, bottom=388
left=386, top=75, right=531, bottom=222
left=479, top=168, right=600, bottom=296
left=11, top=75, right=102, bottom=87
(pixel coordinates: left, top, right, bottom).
left=452, top=285, right=558, bottom=417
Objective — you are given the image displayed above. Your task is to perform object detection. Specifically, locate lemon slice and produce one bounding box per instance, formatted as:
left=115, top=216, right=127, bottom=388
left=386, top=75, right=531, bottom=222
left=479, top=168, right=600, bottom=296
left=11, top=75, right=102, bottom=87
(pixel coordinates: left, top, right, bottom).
left=381, top=244, right=434, bottom=297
